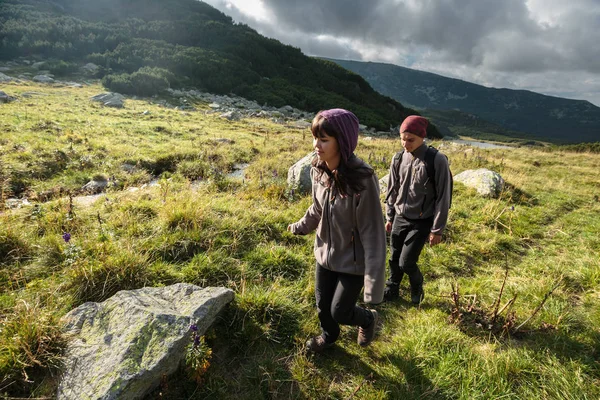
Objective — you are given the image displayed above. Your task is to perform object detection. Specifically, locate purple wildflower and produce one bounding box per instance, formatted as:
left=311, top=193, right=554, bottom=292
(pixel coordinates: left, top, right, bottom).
left=190, top=324, right=198, bottom=332
left=62, top=232, right=71, bottom=243
left=194, top=335, right=201, bottom=346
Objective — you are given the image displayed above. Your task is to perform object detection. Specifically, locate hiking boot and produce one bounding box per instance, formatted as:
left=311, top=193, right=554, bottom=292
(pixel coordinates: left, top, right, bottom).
left=357, top=309, right=379, bottom=347
left=383, top=281, right=400, bottom=301
left=410, top=281, right=424, bottom=305
left=407, top=269, right=424, bottom=305
left=306, top=335, right=334, bottom=354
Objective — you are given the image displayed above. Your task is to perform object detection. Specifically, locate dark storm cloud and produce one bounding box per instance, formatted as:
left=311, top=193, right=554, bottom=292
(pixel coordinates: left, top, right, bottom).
left=202, top=0, right=600, bottom=105
left=209, top=0, right=600, bottom=74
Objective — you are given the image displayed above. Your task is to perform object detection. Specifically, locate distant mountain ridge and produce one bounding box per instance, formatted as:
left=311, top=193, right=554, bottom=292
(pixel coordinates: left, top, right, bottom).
left=0, top=0, right=440, bottom=136
left=325, top=58, right=600, bottom=143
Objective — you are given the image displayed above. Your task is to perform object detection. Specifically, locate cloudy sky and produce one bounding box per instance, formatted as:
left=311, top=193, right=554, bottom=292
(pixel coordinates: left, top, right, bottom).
left=202, top=0, right=600, bottom=107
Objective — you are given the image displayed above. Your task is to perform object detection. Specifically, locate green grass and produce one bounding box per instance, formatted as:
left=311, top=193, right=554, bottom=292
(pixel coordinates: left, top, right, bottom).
left=1, top=81, right=599, bottom=398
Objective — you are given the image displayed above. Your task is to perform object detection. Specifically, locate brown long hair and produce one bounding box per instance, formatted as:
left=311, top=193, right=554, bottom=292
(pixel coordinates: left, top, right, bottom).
left=311, top=113, right=373, bottom=196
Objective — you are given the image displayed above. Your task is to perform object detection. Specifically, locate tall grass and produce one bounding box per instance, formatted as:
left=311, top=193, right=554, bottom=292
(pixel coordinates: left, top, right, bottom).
left=0, top=81, right=599, bottom=398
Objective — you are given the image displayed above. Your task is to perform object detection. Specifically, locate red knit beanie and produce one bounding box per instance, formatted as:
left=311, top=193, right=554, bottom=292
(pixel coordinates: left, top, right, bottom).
left=400, top=115, right=428, bottom=138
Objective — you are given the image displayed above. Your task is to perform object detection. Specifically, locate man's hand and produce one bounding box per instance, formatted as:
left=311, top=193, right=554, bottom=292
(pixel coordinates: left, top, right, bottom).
left=429, top=233, right=442, bottom=246
left=385, top=221, right=392, bottom=233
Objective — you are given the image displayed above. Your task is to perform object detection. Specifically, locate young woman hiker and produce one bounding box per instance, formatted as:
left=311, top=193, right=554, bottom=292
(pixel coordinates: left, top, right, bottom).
left=288, top=108, right=386, bottom=353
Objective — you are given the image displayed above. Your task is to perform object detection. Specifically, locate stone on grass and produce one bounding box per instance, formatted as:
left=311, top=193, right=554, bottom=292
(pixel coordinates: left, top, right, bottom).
left=33, top=74, right=54, bottom=83
left=81, top=63, right=99, bottom=74
left=57, top=283, right=234, bottom=400
left=0, top=91, right=16, bottom=103
left=454, top=168, right=505, bottom=198
left=0, top=72, right=15, bottom=82
left=81, top=177, right=108, bottom=194
left=379, top=174, right=389, bottom=195
left=288, top=152, right=315, bottom=194
left=91, top=92, right=125, bottom=108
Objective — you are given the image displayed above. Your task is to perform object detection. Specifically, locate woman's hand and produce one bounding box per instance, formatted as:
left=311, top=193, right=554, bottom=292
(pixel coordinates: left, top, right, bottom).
left=385, top=221, right=392, bottom=233
left=429, top=233, right=442, bottom=246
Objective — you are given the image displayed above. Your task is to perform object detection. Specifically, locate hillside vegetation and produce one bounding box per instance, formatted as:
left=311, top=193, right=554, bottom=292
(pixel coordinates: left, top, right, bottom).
left=0, top=0, right=441, bottom=136
left=326, top=58, right=600, bottom=144
left=1, top=80, right=599, bottom=398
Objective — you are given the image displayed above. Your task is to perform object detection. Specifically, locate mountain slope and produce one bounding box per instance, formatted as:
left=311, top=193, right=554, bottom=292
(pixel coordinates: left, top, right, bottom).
left=0, top=0, right=440, bottom=136
left=325, top=58, right=600, bottom=143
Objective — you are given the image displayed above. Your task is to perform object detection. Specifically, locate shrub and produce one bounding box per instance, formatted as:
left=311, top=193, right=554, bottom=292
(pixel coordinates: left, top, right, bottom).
left=46, top=59, right=78, bottom=76
left=102, top=73, right=133, bottom=94
left=130, top=67, right=171, bottom=96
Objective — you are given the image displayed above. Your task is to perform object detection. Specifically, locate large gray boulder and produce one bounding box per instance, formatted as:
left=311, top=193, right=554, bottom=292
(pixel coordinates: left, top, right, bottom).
left=454, top=168, right=505, bottom=198
left=33, top=74, right=55, bottom=83
left=57, top=283, right=234, bottom=400
left=0, top=91, right=16, bottom=104
left=288, top=152, right=315, bottom=194
left=379, top=174, right=389, bottom=195
left=91, top=92, right=125, bottom=108
left=81, top=63, right=99, bottom=75
left=0, top=72, right=14, bottom=82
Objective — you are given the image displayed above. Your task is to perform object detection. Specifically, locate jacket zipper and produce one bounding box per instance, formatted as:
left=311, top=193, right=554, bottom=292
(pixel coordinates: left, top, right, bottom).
left=325, top=187, right=332, bottom=269
left=352, top=229, right=356, bottom=263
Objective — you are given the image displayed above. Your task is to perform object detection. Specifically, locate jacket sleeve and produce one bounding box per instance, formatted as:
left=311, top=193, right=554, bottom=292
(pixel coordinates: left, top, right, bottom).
left=431, top=153, right=452, bottom=234
left=357, top=173, right=387, bottom=304
left=385, top=157, right=397, bottom=223
left=289, top=168, right=322, bottom=235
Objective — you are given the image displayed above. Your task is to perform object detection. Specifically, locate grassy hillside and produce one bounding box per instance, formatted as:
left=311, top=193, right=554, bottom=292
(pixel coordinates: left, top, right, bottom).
left=0, top=0, right=440, bottom=136
left=326, top=58, right=600, bottom=144
left=1, top=80, right=599, bottom=398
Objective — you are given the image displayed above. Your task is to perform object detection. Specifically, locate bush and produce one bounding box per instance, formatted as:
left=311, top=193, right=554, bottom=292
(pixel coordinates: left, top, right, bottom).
left=102, top=67, right=173, bottom=96
left=102, top=73, right=133, bottom=94
left=46, top=59, right=78, bottom=76
left=130, top=66, right=171, bottom=96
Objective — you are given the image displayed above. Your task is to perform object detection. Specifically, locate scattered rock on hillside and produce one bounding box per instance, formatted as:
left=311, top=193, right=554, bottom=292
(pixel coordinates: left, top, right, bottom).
left=288, top=152, right=315, bottom=194
left=0, top=91, right=16, bottom=104
left=214, top=138, right=234, bottom=144
left=91, top=92, right=125, bottom=108
left=32, top=61, right=46, bottom=69
left=121, top=163, right=137, bottom=173
left=0, top=72, right=14, bottom=82
left=454, top=168, right=505, bottom=198
left=57, top=283, right=234, bottom=400
left=81, top=176, right=109, bottom=194
left=33, top=74, right=55, bottom=83
left=379, top=175, right=388, bottom=194
left=81, top=62, right=99, bottom=74
left=220, top=110, right=242, bottom=121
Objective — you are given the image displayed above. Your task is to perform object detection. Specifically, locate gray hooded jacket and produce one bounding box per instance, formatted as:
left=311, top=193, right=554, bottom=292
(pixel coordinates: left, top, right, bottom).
left=289, top=157, right=386, bottom=304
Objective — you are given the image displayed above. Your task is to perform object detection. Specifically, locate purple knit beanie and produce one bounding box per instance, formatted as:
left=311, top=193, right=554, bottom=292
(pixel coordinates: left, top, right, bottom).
left=318, top=108, right=360, bottom=162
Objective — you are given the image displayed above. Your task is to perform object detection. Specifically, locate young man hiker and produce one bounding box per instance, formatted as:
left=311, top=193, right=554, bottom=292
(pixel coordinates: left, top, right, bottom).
left=288, top=109, right=386, bottom=353
left=384, top=115, right=452, bottom=304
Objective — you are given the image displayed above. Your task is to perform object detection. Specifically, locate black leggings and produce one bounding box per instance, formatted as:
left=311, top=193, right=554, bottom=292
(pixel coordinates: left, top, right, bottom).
left=315, top=264, right=373, bottom=344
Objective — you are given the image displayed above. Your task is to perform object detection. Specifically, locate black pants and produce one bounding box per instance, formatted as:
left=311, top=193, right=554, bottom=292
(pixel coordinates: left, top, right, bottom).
left=315, top=264, right=373, bottom=344
left=388, top=215, right=432, bottom=285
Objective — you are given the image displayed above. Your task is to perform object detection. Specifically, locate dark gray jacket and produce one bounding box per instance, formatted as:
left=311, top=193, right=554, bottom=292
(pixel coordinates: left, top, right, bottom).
left=385, top=144, right=452, bottom=233
left=289, top=157, right=386, bottom=304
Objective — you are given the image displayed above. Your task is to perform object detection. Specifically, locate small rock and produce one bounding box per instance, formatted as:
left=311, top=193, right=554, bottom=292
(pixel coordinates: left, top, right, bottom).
left=33, top=75, right=55, bottom=83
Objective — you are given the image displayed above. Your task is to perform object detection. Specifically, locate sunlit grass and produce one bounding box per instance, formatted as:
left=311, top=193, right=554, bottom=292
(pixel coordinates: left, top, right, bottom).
left=0, top=81, right=599, bottom=398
